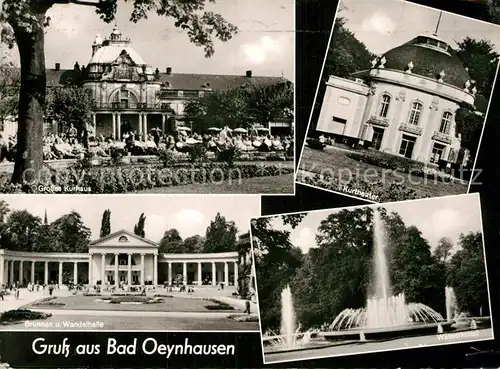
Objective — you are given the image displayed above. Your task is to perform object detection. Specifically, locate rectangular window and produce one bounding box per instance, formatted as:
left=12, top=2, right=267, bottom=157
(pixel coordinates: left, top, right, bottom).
left=332, top=116, right=347, bottom=124
left=399, top=134, right=416, bottom=159
left=372, top=128, right=385, bottom=150
left=178, top=90, right=184, bottom=97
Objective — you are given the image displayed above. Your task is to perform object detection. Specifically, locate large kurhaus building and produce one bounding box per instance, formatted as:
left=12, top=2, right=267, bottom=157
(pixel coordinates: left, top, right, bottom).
left=315, top=34, right=488, bottom=165
left=41, top=25, right=290, bottom=138
left=0, top=230, right=254, bottom=288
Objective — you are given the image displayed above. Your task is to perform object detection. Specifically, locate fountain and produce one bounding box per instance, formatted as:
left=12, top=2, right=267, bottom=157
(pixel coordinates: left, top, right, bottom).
left=280, top=285, right=297, bottom=349
left=445, top=286, right=457, bottom=321
left=324, top=210, right=453, bottom=339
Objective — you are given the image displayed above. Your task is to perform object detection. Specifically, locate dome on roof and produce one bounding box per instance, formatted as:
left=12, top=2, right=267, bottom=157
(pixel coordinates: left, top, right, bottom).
left=88, top=45, right=146, bottom=65
left=380, top=35, right=471, bottom=89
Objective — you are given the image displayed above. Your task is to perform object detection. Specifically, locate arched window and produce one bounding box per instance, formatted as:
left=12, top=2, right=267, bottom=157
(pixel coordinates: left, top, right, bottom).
left=408, top=102, right=423, bottom=125
left=439, top=111, right=452, bottom=134
left=118, top=236, right=128, bottom=242
left=379, top=94, right=391, bottom=118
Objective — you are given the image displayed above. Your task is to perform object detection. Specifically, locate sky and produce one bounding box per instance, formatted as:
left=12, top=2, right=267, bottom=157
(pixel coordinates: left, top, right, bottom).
left=269, top=193, right=483, bottom=254
left=335, top=0, right=500, bottom=55
left=0, top=195, right=260, bottom=242
left=3, top=0, right=294, bottom=81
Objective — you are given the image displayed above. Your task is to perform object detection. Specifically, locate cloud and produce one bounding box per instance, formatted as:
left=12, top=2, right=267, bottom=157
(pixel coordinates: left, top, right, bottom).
left=431, top=209, right=466, bottom=234
left=240, top=35, right=288, bottom=65
left=360, top=11, right=396, bottom=35
left=292, top=227, right=317, bottom=253
left=144, top=215, right=168, bottom=242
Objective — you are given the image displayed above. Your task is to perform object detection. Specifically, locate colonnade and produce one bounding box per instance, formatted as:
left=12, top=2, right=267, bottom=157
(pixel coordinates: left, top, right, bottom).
left=92, top=112, right=169, bottom=140
left=166, top=261, right=238, bottom=286
left=2, top=259, right=82, bottom=286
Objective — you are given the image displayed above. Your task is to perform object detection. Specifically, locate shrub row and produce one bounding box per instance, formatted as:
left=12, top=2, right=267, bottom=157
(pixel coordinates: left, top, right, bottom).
left=301, top=172, right=431, bottom=202
left=0, top=164, right=294, bottom=194
left=347, top=151, right=455, bottom=183
left=0, top=309, right=52, bottom=322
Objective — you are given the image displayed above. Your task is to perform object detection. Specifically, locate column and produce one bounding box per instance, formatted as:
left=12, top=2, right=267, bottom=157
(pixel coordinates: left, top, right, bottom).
left=19, top=260, right=23, bottom=284
left=10, top=260, right=15, bottom=284
left=0, top=258, right=4, bottom=285
left=127, top=253, right=132, bottom=285
left=114, top=254, right=119, bottom=286
left=31, top=261, right=35, bottom=284
left=138, top=114, right=143, bottom=135
left=212, top=262, right=216, bottom=286
left=197, top=262, right=202, bottom=285
left=58, top=261, right=63, bottom=285
left=140, top=254, right=145, bottom=285
left=101, top=253, right=106, bottom=284
left=167, top=262, right=172, bottom=285
left=112, top=114, right=116, bottom=140
left=234, top=262, right=238, bottom=286
left=224, top=262, right=229, bottom=285
left=143, top=114, right=148, bottom=135
left=161, top=114, right=166, bottom=133
left=182, top=262, right=187, bottom=285
left=73, top=262, right=78, bottom=284
left=117, top=113, right=122, bottom=140
left=88, top=253, right=93, bottom=285
left=153, top=254, right=158, bottom=285
left=44, top=261, right=48, bottom=285
left=92, top=113, right=96, bottom=128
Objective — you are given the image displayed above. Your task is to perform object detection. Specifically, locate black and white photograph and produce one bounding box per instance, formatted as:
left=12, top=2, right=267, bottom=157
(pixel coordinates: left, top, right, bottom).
left=0, top=0, right=294, bottom=195
left=250, top=193, right=494, bottom=364
left=0, top=195, right=259, bottom=331
left=296, top=0, right=500, bottom=203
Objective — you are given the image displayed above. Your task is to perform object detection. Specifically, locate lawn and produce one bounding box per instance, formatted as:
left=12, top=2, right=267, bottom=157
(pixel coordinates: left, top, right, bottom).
left=297, top=146, right=468, bottom=201
left=24, top=295, right=241, bottom=313
left=136, top=173, right=295, bottom=194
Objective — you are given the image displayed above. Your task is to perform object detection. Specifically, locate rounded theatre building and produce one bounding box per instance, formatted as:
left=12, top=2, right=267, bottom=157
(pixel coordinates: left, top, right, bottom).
left=315, top=34, right=486, bottom=165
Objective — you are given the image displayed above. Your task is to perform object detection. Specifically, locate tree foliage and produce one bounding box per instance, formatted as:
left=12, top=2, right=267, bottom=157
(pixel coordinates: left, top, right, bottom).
left=133, top=212, right=146, bottom=238
left=182, top=234, right=205, bottom=253
left=448, top=232, right=489, bottom=316
left=0, top=58, right=19, bottom=129
left=456, top=37, right=499, bottom=98
left=184, top=81, right=293, bottom=131
left=203, top=212, right=237, bottom=253
left=454, top=104, right=484, bottom=160
left=99, top=209, right=111, bottom=238
left=45, top=85, right=93, bottom=137
left=158, top=228, right=184, bottom=253
left=49, top=211, right=91, bottom=253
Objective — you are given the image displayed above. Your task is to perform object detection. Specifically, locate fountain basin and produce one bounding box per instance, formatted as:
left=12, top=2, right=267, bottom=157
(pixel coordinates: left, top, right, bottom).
left=321, top=321, right=455, bottom=341
left=453, top=316, right=491, bottom=329
left=262, top=332, right=320, bottom=346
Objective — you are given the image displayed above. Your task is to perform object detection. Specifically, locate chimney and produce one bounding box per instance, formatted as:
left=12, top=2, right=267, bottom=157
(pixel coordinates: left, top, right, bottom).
left=246, top=70, right=252, bottom=78
left=74, top=62, right=80, bottom=71
left=55, top=63, right=61, bottom=71
left=166, top=67, right=172, bottom=75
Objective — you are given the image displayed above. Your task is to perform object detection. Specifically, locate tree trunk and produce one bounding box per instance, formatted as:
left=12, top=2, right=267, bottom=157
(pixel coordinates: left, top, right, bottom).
left=11, top=12, right=47, bottom=184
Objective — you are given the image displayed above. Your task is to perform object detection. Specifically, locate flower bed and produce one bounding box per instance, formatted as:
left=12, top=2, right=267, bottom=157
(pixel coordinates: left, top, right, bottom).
left=153, top=294, right=174, bottom=298
left=203, top=298, right=235, bottom=310
left=228, top=315, right=259, bottom=322
left=109, top=296, right=164, bottom=304
left=32, top=297, right=66, bottom=307
left=0, top=163, right=294, bottom=194
left=82, top=293, right=101, bottom=296
left=0, top=308, right=52, bottom=322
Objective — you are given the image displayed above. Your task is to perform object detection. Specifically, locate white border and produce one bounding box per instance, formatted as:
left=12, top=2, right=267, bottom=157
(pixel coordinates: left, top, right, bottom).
left=249, top=193, right=495, bottom=365
left=294, top=0, right=500, bottom=203
left=0, top=193, right=262, bottom=333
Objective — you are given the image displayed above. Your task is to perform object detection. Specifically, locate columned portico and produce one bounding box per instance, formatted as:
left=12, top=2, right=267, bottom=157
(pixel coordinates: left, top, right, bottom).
left=0, top=230, right=242, bottom=289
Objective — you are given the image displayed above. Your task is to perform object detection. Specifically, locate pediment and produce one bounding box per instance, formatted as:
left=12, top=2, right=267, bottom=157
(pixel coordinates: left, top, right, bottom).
left=89, top=229, right=158, bottom=248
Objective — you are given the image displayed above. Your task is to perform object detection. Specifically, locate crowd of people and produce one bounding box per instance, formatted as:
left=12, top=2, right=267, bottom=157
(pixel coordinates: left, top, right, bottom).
left=0, top=125, right=293, bottom=163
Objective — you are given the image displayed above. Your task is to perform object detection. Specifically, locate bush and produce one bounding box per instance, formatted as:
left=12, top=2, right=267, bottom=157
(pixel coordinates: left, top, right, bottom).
left=0, top=309, right=52, bottom=322
left=158, top=149, right=176, bottom=168
left=188, top=143, right=208, bottom=164
left=203, top=298, right=235, bottom=310
left=306, top=138, right=326, bottom=150
left=109, top=147, right=126, bottom=166
left=217, top=146, right=240, bottom=166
